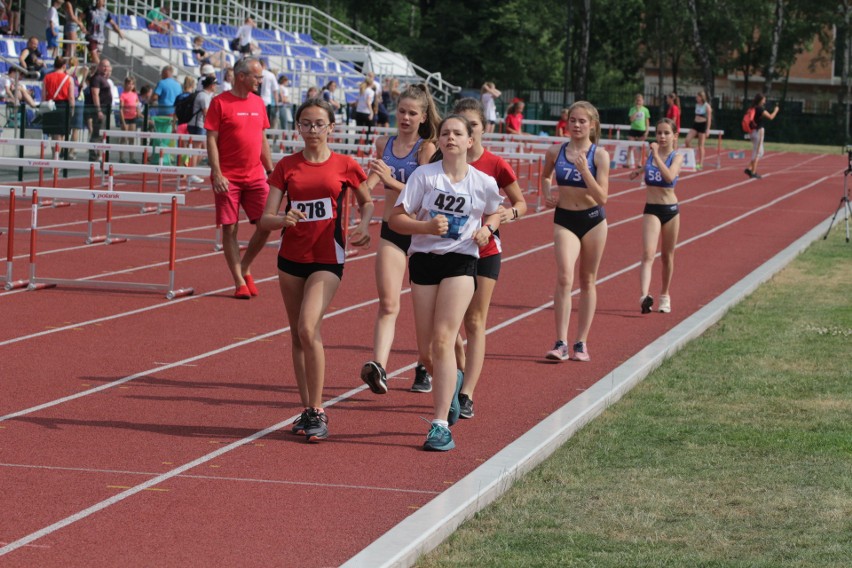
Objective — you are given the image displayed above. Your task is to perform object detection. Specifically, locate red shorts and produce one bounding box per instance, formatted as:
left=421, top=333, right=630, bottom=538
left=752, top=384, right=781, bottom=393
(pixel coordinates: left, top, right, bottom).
left=215, top=177, right=269, bottom=226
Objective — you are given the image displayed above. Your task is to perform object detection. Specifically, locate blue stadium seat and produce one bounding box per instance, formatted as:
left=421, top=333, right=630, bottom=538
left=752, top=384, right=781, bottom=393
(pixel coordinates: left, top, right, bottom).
left=297, top=33, right=314, bottom=44
left=259, top=42, right=286, bottom=56
left=253, top=29, right=276, bottom=41
left=149, top=34, right=169, bottom=49
left=308, top=60, right=326, bottom=73
left=290, top=45, right=319, bottom=58
left=181, top=21, right=203, bottom=34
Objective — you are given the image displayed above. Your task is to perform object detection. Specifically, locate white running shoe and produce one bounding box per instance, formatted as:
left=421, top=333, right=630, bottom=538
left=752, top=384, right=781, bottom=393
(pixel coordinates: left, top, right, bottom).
left=188, top=175, right=205, bottom=184
left=658, top=295, right=671, bottom=313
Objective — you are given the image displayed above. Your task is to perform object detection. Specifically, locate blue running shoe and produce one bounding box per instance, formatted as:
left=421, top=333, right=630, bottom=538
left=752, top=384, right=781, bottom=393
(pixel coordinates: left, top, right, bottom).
left=423, top=422, right=455, bottom=451
left=448, top=369, right=464, bottom=426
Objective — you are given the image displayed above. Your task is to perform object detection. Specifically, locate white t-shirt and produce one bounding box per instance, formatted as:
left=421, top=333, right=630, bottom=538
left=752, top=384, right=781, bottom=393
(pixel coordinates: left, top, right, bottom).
left=260, top=69, right=277, bottom=105
left=356, top=87, right=374, bottom=114
left=482, top=93, right=497, bottom=122
left=396, top=161, right=502, bottom=257
left=48, top=7, right=61, bottom=30
left=237, top=24, right=252, bottom=47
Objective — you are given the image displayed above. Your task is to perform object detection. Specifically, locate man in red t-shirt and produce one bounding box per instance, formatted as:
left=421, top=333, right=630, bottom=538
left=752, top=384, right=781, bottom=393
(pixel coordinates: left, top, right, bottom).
left=205, top=57, right=275, bottom=299
left=42, top=56, right=74, bottom=142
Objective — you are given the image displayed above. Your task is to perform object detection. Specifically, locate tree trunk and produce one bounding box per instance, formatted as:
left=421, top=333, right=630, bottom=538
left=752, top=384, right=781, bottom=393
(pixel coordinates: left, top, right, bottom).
left=763, top=0, right=785, bottom=95
left=841, top=1, right=851, bottom=142
left=576, top=0, right=591, bottom=100
left=657, top=15, right=665, bottom=106
left=687, top=0, right=715, bottom=100
left=564, top=0, right=572, bottom=106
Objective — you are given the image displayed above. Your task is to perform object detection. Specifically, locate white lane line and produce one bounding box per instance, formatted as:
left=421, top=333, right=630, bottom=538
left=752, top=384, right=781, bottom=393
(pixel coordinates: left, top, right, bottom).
left=0, top=462, right=440, bottom=495
left=0, top=171, right=836, bottom=556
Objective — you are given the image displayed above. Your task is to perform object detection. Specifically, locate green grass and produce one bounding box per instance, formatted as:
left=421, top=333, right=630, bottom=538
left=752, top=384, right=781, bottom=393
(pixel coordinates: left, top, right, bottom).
left=416, top=225, right=852, bottom=567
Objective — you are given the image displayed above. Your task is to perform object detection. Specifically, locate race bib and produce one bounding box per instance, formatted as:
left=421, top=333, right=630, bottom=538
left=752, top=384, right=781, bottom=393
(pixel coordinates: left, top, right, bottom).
left=291, top=197, right=333, bottom=222
left=427, top=189, right=471, bottom=240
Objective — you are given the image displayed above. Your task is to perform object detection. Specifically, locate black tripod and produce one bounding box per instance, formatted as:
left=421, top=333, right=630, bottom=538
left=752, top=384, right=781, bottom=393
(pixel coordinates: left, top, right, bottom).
left=823, top=150, right=852, bottom=242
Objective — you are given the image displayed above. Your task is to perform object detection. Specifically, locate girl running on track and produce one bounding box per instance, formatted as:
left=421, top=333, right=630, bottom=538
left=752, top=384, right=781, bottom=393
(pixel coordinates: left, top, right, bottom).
left=359, top=84, right=440, bottom=396
left=389, top=114, right=502, bottom=451
left=684, top=91, right=712, bottom=170
left=260, top=98, right=373, bottom=443
left=632, top=118, right=683, bottom=314
left=542, top=101, right=610, bottom=363
left=450, top=97, right=527, bottom=420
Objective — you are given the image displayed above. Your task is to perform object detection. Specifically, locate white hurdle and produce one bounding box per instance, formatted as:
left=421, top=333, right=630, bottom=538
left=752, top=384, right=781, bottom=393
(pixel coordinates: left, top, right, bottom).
left=8, top=186, right=193, bottom=299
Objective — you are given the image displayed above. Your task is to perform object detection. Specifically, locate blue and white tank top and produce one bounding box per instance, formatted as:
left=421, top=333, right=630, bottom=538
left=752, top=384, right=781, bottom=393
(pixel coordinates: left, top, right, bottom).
left=382, top=136, right=424, bottom=185
left=554, top=143, right=598, bottom=187
left=644, top=151, right=678, bottom=188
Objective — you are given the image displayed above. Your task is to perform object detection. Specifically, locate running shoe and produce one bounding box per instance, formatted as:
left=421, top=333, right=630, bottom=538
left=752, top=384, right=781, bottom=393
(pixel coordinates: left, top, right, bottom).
left=695, top=164, right=703, bottom=171
left=304, top=408, right=328, bottom=443
left=658, top=295, right=672, bottom=313
left=751, top=172, right=763, bottom=179
left=570, top=341, right=591, bottom=362
left=448, top=370, right=464, bottom=426
left=545, top=340, right=570, bottom=361
left=188, top=175, right=205, bottom=184
left=423, top=422, right=455, bottom=451
left=360, top=360, right=388, bottom=394
left=411, top=363, right=432, bottom=393
left=744, top=168, right=753, bottom=177
left=641, top=295, right=654, bottom=314
left=458, top=393, right=474, bottom=419
left=234, top=285, right=251, bottom=299
left=291, top=408, right=309, bottom=435
left=244, top=274, right=259, bottom=296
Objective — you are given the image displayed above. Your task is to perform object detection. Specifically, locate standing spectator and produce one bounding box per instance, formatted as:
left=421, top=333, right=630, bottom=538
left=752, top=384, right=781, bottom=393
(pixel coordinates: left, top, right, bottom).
left=146, top=2, right=172, bottom=33
left=7, top=0, right=19, bottom=35
left=504, top=99, right=524, bottom=135
left=42, top=56, right=74, bottom=144
left=84, top=58, right=113, bottom=160
left=626, top=93, right=650, bottom=168
left=480, top=81, right=501, bottom=133
left=744, top=93, right=779, bottom=180
left=119, top=76, right=139, bottom=162
left=62, top=1, right=86, bottom=59
left=555, top=107, right=569, bottom=137
left=354, top=77, right=374, bottom=127
left=198, top=63, right=216, bottom=90
left=19, top=37, right=46, bottom=79
left=259, top=58, right=278, bottom=128
left=276, top=74, right=292, bottom=130
left=67, top=57, right=87, bottom=156
left=85, top=0, right=124, bottom=64
left=221, top=67, right=234, bottom=92
left=665, top=92, right=681, bottom=135
left=184, top=75, right=216, bottom=182
left=683, top=90, right=712, bottom=170
left=204, top=57, right=274, bottom=299
left=47, top=0, right=63, bottom=58
left=151, top=65, right=182, bottom=117
left=321, top=80, right=341, bottom=114
left=304, top=86, right=319, bottom=101
left=235, top=17, right=256, bottom=57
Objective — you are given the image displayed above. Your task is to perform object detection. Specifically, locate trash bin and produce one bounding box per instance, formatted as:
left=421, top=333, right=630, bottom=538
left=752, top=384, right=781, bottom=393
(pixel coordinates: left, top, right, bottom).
left=150, top=116, right=174, bottom=165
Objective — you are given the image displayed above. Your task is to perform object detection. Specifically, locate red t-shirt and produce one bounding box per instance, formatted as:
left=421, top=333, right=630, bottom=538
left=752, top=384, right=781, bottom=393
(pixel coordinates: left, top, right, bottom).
left=471, top=149, right=517, bottom=258
left=505, top=112, right=522, bottom=133
left=666, top=104, right=681, bottom=133
left=269, top=151, right=367, bottom=265
left=205, top=91, right=269, bottom=183
left=556, top=119, right=568, bottom=137
left=43, top=70, right=73, bottom=102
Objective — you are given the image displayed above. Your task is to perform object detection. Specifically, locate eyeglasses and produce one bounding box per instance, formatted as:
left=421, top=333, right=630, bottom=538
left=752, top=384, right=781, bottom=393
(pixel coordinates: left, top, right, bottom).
left=298, top=121, right=330, bottom=132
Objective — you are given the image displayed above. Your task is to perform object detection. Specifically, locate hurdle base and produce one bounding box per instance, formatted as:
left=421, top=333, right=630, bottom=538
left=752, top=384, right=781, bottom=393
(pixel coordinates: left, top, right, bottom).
left=86, top=235, right=107, bottom=244
left=166, top=287, right=194, bottom=300
left=4, top=279, right=29, bottom=290
left=140, top=205, right=159, bottom=213
left=52, top=201, right=71, bottom=208
left=27, top=282, right=57, bottom=291
left=106, top=237, right=128, bottom=245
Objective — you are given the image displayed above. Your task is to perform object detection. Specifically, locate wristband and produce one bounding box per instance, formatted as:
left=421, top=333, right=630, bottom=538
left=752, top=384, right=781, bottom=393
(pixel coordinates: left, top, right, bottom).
left=512, top=207, right=519, bottom=220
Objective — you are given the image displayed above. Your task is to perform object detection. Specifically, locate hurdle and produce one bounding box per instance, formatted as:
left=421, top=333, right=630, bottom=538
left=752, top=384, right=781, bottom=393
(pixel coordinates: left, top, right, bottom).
left=1, top=187, right=24, bottom=289
left=15, top=186, right=193, bottom=299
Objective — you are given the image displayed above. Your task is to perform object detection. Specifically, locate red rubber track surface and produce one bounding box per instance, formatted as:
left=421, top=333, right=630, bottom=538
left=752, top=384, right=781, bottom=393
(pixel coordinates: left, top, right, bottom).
left=0, top=151, right=843, bottom=566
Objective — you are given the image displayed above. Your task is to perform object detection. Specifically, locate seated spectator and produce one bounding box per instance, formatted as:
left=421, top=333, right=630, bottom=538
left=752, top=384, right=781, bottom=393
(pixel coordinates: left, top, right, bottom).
left=192, top=36, right=226, bottom=69
left=146, top=2, right=172, bottom=34
left=19, top=36, right=46, bottom=79
left=1, top=67, right=38, bottom=108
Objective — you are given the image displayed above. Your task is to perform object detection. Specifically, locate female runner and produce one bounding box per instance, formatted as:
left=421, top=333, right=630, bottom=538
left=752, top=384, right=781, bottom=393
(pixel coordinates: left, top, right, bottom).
left=260, top=98, right=373, bottom=443
left=632, top=118, right=683, bottom=314
left=389, top=114, right=502, bottom=451
left=542, top=101, right=609, bottom=363
left=451, top=97, right=527, bottom=419
left=359, top=84, right=440, bottom=395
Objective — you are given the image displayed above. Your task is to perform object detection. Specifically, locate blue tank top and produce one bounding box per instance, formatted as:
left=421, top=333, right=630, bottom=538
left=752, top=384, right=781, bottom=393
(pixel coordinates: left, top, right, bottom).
left=382, top=136, right=424, bottom=184
left=554, top=143, right=598, bottom=187
left=644, top=151, right=678, bottom=188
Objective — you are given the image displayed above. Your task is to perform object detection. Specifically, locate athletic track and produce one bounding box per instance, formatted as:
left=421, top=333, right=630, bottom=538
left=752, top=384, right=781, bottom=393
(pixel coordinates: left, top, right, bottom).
left=0, top=150, right=843, bottom=567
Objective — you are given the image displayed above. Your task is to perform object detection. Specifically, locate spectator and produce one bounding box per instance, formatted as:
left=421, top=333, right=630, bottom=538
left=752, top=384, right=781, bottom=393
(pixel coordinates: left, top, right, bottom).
left=198, top=63, right=215, bottom=91
left=259, top=59, right=278, bottom=127
left=221, top=67, right=234, bottom=92
left=151, top=65, right=182, bottom=117
left=84, top=58, right=113, bottom=159
left=276, top=74, right=292, bottom=130
left=67, top=57, right=87, bottom=156
left=62, top=1, right=86, bottom=59
left=47, top=0, right=63, bottom=58
left=42, top=56, right=74, bottom=143
left=626, top=93, right=650, bottom=168
left=321, top=80, right=341, bottom=120
left=235, top=17, right=257, bottom=57
left=85, top=0, right=124, bottom=64
left=119, top=76, right=139, bottom=162
left=353, top=78, right=374, bottom=127
left=504, top=99, right=525, bottom=135
left=8, top=0, right=19, bottom=35
left=137, top=84, right=153, bottom=131
left=186, top=74, right=216, bottom=180
left=480, top=81, right=501, bottom=133
left=1, top=67, right=38, bottom=109
left=19, top=36, right=46, bottom=79
left=192, top=36, right=226, bottom=69
left=555, top=107, right=569, bottom=137
left=146, top=2, right=172, bottom=34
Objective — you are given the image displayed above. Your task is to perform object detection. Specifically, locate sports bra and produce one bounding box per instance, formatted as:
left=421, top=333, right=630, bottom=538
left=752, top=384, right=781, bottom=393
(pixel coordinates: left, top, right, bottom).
left=644, top=151, right=678, bottom=189
left=554, top=143, right=598, bottom=187
left=381, top=136, right=423, bottom=185
left=695, top=102, right=709, bottom=117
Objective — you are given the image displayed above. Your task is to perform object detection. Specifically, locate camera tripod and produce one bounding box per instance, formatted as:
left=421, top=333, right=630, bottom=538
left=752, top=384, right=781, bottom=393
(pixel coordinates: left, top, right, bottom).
left=823, top=151, right=852, bottom=242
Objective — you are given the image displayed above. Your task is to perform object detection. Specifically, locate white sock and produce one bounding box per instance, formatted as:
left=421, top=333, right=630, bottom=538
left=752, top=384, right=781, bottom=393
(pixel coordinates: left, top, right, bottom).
left=432, top=419, right=449, bottom=428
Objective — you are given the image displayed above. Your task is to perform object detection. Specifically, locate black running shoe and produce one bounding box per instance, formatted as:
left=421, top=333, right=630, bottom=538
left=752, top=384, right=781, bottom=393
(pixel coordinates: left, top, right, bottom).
left=360, top=360, right=388, bottom=394
left=291, top=408, right=309, bottom=435
left=744, top=168, right=753, bottom=177
left=304, top=408, right=328, bottom=443
left=458, top=393, right=474, bottom=419
left=641, top=295, right=654, bottom=314
left=751, top=172, right=762, bottom=179
left=411, top=363, right=432, bottom=393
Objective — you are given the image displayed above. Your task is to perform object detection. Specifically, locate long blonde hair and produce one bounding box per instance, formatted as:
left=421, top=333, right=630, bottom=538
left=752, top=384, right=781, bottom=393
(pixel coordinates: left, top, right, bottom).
left=568, top=101, right=601, bottom=143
